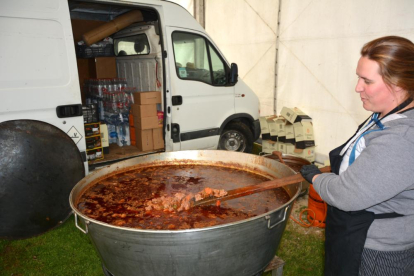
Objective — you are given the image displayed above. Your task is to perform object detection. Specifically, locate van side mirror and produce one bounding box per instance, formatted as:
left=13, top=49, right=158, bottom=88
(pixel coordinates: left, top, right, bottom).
left=229, top=63, right=238, bottom=85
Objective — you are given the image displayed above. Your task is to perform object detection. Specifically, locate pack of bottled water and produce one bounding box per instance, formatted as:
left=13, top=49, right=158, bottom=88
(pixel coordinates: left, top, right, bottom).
left=85, top=78, right=135, bottom=146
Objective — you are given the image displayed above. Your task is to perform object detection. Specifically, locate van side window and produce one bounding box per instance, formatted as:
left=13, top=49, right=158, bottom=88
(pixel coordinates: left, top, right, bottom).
left=172, top=32, right=227, bottom=86
left=114, top=34, right=150, bottom=56
left=209, top=44, right=226, bottom=85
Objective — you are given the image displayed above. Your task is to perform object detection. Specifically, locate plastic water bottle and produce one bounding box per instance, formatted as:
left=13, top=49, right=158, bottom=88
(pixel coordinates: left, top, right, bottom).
left=98, top=99, right=105, bottom=121
left=116, top=122, right=131, bottom=147
left=120, top=78, right=128, bottom=91
left=124, top=124, right=131, bottom=145
left=107, top=124, right=117, bottom=144
left=90, top=79, right=98, bottom=97
left=97, top=79, right=104, bottom=98
left=116, top=91, right=125, bottom=113
left=110, top=91, right=119, bottom=114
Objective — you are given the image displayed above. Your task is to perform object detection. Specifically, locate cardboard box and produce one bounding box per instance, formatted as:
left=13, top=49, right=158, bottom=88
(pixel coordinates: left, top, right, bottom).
left=294, top=146, right=316, bottom=162
left=99, top=123, right=109, bottom=155
left=280, top=107, right=312, bottom=124
left=259, top=115, right=277, bottom=140
left=86, top=147, right=103, bottom=161
left=71, top=19, right=108, bottom=44
left=76, top=57, right=117, bottom=102
left=269, top=140, right=278, bottom=152
left=85, top=136, right=101, bottom=149
left=293, top=121, right=315, bottom=149
left=153, top=127, right=165, bottom=150
left=135, top=129, right=153, bottom=151
left=134, top=116, right=159, bottom=130
left=94, top=57, right=117, bottom=78
left=259, top=116, right=270, bottom=140
left=84, top=122, right=100, bottom=137
left=133, top=91, right=161, bottom=105
left=262, top=140, right=272, bottom=153
left=286, top=143, right=295, bottom=155
left=130, top=104, right=157, bottom=118
left=267, top=118, right=278, bottom=141
left=277, top=142, right=287, bottom=154
left=274, top=117, right=286, bottom=142
left=100, top=124, right=109, bottom=147
left=263, top=140, right=277, bottom=154
left=77, top=57, right=117, bottom=79
left=284, top=122, right=295, bottom=145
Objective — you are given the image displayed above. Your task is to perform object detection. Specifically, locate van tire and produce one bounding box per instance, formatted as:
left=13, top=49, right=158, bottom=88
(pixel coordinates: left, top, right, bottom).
left=219, top=121, right=253, bottom=153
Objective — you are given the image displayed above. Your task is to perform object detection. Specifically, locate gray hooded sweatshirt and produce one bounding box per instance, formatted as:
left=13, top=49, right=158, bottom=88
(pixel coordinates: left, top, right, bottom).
left=314, top=108, right=414, bottom=251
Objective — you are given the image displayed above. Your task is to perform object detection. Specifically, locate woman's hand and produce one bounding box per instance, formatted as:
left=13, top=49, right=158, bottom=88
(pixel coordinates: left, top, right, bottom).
left=300, top=165, right=322, bottom=184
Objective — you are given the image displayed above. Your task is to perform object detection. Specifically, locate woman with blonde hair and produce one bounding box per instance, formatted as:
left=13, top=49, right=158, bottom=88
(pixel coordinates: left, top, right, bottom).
left=301, top=36, right=414, bottom=276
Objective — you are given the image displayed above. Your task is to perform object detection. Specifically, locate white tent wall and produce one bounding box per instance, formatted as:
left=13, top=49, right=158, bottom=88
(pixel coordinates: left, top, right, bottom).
left=204, top=0, right=279, bottom=116
left=277, top=0, right=414, bottom=162
left=170, top=0, right=279, bottom=116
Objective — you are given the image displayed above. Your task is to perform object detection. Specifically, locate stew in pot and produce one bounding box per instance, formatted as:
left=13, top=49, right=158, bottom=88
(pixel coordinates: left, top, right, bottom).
left=77, top=164, right=291, bottom=230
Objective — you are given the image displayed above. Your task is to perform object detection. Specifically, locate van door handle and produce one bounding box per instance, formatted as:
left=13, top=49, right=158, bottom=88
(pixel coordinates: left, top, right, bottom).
left=171, top=123, right=180, bottom=142
left=56, top=104, right=83, bottom=118
left=172, top=96, right=183, bottom=106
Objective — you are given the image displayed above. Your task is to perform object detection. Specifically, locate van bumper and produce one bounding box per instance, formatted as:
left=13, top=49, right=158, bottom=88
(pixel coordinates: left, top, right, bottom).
left=252, top=119, right=261, bottom=141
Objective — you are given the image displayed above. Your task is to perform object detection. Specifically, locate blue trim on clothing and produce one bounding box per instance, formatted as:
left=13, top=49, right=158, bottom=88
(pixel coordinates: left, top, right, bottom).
left=349, top=113, right=387, bottom=166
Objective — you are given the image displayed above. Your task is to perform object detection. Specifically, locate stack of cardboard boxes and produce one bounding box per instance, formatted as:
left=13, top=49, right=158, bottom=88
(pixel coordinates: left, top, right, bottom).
left=261, top=107, right=315, bottom=162
left=130, top=91, right=164, bottom=151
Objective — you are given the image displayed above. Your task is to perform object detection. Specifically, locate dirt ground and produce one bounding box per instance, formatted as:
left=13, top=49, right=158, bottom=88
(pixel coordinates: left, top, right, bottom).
left=288, top=193, right=325, bottom=238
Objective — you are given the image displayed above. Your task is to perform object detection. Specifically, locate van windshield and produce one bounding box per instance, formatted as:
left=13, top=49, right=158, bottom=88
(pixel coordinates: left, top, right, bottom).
left=114, top=34, right=150, bottom=56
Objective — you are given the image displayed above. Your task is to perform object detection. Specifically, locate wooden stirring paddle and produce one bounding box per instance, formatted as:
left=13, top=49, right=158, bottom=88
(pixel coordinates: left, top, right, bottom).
left=192, top=166, right=331, bottom=207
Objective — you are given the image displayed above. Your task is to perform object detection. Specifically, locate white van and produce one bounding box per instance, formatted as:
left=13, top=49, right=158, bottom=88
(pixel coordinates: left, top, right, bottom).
left=0, top=0, right=261, bottom=238
left=0, top=0, right=260, bottom=170
left=0, top=0, right=260, bottom=238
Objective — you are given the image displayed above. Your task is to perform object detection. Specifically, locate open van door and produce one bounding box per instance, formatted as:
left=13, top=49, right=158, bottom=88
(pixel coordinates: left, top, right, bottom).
left=0, top=0, right=86, bottom=238
left=166, top=27, right=235, bottom=150
left=0, top=1, right=86, bottom=147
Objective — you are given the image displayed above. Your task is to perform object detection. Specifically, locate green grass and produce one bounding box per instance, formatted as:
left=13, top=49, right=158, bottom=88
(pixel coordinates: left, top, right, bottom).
left=0, top=216, right=102, bottom=276
left=1, top=215, right=324, bottom=276
left=276, top=220, right=325, bottom=276
left=252, top=142, right=262, bottom=155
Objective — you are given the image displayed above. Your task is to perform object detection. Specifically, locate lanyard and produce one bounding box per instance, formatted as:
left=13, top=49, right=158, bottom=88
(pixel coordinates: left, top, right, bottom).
left=349, top=98, right=413, bottom=165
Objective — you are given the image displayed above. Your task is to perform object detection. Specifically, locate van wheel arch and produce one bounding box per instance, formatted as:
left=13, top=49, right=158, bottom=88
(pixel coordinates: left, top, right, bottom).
left=219, top=114, right=255, bottom=134
left=218, top=119, right=254, bottom=153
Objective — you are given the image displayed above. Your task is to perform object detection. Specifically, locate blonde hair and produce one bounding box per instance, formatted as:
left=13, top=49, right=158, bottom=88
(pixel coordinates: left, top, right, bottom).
left=361, top=36, right=414, bottom=99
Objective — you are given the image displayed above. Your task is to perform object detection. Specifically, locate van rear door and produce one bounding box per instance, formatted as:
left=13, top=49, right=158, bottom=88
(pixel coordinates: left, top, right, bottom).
left=0, top=0, right=86, bottom=239
left=166, top=27, right=235, bottom=150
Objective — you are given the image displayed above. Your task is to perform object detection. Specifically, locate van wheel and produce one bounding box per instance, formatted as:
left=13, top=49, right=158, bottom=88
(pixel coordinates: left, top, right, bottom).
left=219, top=122, right=253, bottom=153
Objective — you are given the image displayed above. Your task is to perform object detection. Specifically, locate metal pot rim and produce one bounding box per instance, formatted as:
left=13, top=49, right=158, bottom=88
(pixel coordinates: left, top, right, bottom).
left=262, top=153, right=311, bottom=163
left=69, top=150, right=300, bottom=233
left=70, top=195, right=297, bottom=234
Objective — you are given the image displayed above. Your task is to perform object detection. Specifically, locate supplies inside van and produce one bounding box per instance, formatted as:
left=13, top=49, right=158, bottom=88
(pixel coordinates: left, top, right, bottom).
left=76, top=37, right=114, bottom=58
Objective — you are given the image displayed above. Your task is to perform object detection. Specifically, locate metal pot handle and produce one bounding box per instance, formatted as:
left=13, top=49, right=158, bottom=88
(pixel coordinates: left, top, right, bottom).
left=74, top=213, right=89, bottom=234
left=265, top=206, right=289, bottom=229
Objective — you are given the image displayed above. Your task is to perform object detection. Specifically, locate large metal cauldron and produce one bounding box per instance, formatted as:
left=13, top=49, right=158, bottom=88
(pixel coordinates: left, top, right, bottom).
left=69, top=150, right=300, bottom=276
